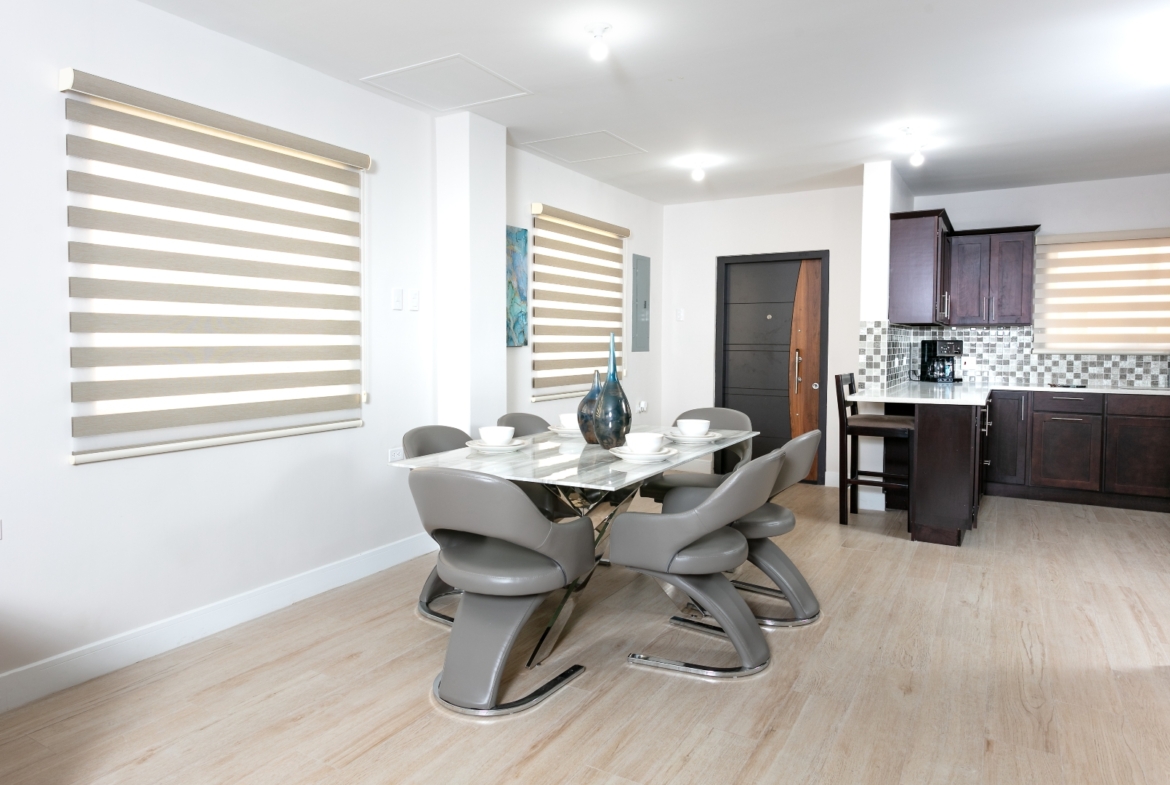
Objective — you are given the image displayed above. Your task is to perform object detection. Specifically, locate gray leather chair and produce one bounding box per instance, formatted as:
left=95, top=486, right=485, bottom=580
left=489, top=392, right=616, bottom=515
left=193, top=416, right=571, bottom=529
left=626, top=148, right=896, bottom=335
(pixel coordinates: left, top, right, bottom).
left=408, top=467, right=595, bottom=714
left=640, top=407, right=753, bottom=502
left=497, top=412, right=551, bottom=437
left=404, top=425, right=472, bottom=627
left=608, top=449, right=784, bottom=678
left=666, top=430, right=823, bottom=627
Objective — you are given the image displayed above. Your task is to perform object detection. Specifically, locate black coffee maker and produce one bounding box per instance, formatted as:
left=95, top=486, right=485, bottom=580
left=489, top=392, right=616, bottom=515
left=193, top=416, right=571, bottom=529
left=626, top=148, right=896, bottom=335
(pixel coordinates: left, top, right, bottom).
left=920, top=340, right=963, bottom=383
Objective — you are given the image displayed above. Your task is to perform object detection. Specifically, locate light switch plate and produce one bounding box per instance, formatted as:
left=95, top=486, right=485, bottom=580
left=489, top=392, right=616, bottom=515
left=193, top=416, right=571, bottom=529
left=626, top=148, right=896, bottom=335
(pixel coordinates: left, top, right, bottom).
left=392, top=288, right=403, bottom=310
left=389, top=447, right=405, bottom=462
left=408, top=289, right=420, bottom=311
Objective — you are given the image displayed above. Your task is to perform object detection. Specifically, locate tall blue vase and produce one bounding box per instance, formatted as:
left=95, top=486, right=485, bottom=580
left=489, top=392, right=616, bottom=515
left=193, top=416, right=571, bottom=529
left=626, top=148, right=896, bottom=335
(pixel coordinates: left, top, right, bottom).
left=577, top=370, right=602, bottom=444
left=593, top=333, right=632, bottom=450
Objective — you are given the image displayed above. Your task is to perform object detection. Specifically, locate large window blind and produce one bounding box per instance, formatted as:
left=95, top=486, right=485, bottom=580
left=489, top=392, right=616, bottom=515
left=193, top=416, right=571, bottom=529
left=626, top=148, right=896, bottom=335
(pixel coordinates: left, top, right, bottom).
left=1035, top=230, right=1170, bottom=354
left=60, top=70, right=371, bottom=464
left=530, top=203, right=630, bottom=401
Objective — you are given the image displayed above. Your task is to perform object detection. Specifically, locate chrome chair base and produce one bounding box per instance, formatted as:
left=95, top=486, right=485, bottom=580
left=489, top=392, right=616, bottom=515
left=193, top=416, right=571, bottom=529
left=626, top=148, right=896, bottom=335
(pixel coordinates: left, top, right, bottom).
left=627, top=653, right=769, bottom=679
left=669, top=614, right=728, bottom=638
left=730, top=579, right=821, bottom=628
left=417, top=591, right=460, bottom=626
left=431, top=665, right=585, bottom=716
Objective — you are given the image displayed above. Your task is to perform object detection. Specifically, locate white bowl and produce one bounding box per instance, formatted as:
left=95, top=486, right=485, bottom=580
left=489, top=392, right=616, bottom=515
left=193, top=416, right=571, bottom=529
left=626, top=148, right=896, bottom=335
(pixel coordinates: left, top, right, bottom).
left=559, top=413, right=578, bottom=428
left=624, top=432, right=665, bottom=455
left=478, top=426, right=515, bottom=446
left=676, top=419, right=711, bottom=437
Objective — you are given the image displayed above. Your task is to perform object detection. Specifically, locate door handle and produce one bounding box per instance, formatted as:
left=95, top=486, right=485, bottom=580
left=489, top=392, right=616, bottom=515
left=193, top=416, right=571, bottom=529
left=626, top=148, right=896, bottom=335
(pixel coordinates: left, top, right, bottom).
left=794, top=349, right=803, bottom=394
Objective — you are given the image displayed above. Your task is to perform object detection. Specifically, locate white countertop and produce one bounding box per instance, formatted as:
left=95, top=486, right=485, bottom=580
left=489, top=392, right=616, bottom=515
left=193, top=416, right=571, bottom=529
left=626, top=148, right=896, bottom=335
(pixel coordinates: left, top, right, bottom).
left=848, top=381, right=1170, bottom=406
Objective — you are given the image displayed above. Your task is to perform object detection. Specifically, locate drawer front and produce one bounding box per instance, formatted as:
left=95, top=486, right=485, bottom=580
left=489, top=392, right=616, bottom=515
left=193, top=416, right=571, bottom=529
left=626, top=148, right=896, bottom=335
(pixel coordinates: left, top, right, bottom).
left=1029, top=413, right=1102, bottom=491
left=1033, top=391, right=1103, bottom=414
left=1106, top=394, right=1170, bottom=418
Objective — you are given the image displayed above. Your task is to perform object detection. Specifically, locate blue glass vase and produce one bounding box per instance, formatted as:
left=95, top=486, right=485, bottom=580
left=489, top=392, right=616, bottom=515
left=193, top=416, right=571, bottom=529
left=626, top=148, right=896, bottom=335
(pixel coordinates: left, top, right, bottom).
left=577, top=370, right=602, bottom=444
left=593, top=333, right=632, bottom=450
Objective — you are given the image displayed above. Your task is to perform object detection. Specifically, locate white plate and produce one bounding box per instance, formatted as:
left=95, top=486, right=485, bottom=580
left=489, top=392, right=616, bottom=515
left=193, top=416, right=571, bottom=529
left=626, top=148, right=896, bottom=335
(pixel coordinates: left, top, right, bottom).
left=609, top=446, right=678, bottom=464
left=466, top=439, right=526, bottom=454
left=547, top=424, right=584, bottom=438
left=665, top=429, right=722, bottom=444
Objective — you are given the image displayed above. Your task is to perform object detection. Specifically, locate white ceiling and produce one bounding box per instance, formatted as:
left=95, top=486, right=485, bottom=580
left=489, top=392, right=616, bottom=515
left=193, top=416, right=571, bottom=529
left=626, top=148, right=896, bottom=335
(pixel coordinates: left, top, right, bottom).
left=140, top=0, right=1170, bottom=204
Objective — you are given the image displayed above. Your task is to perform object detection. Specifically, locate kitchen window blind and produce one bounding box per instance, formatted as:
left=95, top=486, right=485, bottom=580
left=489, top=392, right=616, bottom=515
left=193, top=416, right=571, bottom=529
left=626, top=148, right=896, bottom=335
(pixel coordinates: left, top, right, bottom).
left=60, top=70, right=371, bottom=464
left=530, top=203, right=630, bottom=399
left=1035, top=229, right=1170, bottom=354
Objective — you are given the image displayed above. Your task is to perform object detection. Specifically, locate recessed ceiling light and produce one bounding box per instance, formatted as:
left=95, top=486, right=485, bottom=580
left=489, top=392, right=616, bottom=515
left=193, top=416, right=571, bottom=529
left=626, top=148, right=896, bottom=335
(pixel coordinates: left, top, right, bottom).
left=691, top=168, right=706, bottom=182
left=909, top=151, right=925, bottom=167
left=587, top=24, right=611, bottom=62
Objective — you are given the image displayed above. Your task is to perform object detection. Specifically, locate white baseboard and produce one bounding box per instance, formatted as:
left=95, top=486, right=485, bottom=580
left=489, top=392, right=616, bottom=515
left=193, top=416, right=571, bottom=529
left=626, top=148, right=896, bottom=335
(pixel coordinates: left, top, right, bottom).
left=0, top=532, right=438, bottom=714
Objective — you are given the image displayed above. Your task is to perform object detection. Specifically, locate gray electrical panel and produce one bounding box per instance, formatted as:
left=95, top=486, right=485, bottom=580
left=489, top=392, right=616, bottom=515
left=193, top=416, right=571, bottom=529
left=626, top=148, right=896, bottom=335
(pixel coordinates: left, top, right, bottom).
left=632, top=254, right=650, bottom=352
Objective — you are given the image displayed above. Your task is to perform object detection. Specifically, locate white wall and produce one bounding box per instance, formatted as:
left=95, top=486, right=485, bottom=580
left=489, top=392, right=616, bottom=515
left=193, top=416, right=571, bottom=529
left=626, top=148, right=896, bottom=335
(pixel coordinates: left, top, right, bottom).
left=915, top=172, right=1170, bottom=234
left=505, top=147, right=664, bottom=424
left=660, top=186, right=864, bottom=482
left=0, top=0, right=435, bottom=706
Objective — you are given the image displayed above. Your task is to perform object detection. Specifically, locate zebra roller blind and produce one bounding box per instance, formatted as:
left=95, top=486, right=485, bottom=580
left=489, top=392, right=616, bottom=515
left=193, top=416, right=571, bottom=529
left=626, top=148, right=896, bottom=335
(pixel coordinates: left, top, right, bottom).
left=1035, top=230, right=1170, bottom=354
left=530, top=203, right=630, bottom=397
left=61, top=70, right=370, bottom=464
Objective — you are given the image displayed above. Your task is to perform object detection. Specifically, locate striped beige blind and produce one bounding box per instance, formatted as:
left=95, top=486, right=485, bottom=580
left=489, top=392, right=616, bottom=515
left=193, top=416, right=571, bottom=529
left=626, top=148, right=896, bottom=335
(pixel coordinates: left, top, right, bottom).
left=530, top=203, right=630, bottom=393
left=61, top=70, right=370, bottom=463
left=1035, top=231, right=1170, bottom=354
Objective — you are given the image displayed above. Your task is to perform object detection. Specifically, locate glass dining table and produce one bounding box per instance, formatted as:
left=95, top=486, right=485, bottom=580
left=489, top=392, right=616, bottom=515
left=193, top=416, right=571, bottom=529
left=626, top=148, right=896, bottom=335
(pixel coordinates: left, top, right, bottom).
left=390, top=424, right=758, bottom=665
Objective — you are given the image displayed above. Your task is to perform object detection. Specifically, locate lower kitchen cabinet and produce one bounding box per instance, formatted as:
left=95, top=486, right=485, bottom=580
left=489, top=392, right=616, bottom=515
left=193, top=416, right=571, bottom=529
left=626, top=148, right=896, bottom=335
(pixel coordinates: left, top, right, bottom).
left=1029, top=413, right=1102, bottom=491
left=1104, top=416, right=1170, bottom=498
left=985, top=391, right=1028, bottom=485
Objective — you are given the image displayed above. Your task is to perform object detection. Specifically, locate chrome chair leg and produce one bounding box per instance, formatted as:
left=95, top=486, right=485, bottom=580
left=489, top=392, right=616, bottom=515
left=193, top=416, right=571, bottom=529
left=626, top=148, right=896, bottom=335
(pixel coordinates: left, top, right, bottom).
left=729, top=539, right=822, bottom=628
left=628, top=653, right=768, bottom=679
left=432, top=665, right=585, bottom=716
left=418, top=565, right=460, bottom=626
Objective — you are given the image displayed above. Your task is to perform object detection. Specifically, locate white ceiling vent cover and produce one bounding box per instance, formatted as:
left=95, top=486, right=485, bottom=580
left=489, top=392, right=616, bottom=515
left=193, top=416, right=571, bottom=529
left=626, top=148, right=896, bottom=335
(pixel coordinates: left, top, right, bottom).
left=361, top=54, right=529, bottom=111
left=523, top=131, right=646, bottom=163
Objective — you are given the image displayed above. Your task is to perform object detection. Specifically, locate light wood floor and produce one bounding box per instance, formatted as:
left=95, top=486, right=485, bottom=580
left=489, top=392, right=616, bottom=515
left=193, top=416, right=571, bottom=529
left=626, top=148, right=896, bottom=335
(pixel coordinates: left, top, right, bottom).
left=5, top=487, right=1170, bottom=784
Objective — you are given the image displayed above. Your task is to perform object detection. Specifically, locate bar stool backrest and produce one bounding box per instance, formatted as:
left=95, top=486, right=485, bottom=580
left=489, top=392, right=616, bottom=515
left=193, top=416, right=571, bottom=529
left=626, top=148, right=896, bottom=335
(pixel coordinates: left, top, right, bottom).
left=403, top=425, right=471, bottom=458
left=675, top=406, right=753, bottom=472
left=834, top=373, right=858, bottom=432
left=496, top=412, right=550, bottom=437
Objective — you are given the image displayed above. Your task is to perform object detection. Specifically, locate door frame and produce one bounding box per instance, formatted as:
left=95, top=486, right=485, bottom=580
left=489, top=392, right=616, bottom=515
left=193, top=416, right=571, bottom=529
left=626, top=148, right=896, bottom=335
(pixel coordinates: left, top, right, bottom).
left=714, top=250, right=830, bottom=485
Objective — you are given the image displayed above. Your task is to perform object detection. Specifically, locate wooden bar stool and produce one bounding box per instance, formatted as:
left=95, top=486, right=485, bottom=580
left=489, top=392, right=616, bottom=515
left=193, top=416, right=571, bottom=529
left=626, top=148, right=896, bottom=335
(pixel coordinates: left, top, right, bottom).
left=835, top=373, right=914, bottom=526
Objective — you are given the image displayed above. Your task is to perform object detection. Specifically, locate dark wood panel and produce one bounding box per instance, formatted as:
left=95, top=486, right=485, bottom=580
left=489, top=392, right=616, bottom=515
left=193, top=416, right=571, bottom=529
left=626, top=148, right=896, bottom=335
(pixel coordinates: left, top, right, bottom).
left=1029, top=413, right=1102, bottom=491
left=1033, top=391, right=1103, bottom=414
left=1104, top=416, right=1170, bottom=497
left=986, top=481, right=1170, bottom=513
left=989, top=232, right=1034, bottom=325
left=724, top=392, right=790, bottom=458
left=911, top=404, right=979, bottom=531
left=986, top=391, right=1029, bottom=485
left=948, top=235, right=990, bottom=325
left=725, top=350, right=788, bottom=391
left=725, top=303, right=793, bottom=345
left=889, top=214, right=944, bottom=325
left=725, top=261, right=800, bottom=304
left=1106, top=394, right=1170, bottom=418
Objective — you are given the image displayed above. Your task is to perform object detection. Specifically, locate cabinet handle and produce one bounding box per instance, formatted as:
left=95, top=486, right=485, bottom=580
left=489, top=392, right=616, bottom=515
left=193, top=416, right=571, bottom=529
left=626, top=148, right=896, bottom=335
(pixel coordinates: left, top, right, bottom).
left=1051, top=417, right=1084, bottom=422
left=983, top=296, right=988, bottom=321
left=990, top=298, right=996, bottom=322
left=942, top=291, right=949, bottom=319
left=1051, top=396, right=1084, bottom=400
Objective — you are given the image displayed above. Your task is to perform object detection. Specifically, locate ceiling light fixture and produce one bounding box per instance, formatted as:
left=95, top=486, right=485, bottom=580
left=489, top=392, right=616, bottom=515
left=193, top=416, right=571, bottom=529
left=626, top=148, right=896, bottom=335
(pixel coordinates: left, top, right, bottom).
left=587, top=24, right=611, bottom=62
left=673, top=152, right=724, bottom=183
left=902, top=127, right=927, bottom=167
left=691, top=168, right=706, bottom=182
left=909, top=150, right=925, bottom=167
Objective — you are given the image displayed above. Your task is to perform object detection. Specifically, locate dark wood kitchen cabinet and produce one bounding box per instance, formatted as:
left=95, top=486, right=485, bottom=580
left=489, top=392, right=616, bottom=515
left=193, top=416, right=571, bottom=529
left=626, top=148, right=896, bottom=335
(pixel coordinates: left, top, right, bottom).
left=1104, top=395, right=1170, bottom=498
left=910, top=404, right=982, bottom=546
left=1029, top=412, right=1103, bottom=491
left=888, top=209, right=953, bottom=325
left=946, top=227, right=1039, bottom=326
left=985, top=390, right=1030, bottom=485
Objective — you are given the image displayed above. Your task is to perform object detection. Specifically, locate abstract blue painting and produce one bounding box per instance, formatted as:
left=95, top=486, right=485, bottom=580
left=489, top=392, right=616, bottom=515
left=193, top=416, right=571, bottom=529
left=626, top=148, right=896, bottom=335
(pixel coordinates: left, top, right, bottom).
left=506, top=225, right=529, bottom=347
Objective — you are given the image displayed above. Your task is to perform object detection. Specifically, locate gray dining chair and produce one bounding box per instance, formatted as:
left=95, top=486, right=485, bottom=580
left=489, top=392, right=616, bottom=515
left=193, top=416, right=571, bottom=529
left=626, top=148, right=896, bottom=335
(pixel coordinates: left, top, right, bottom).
left=404, top=425, right=472, bottom=627
left=607, top=449, right=784, bottom=678
left=640, top=407, right=753, bottom=502
left=497, top=412, right=552, bottom=437
left=408, top=467, right=595, bottom=714
left=665, top=430, right=823, bottom=627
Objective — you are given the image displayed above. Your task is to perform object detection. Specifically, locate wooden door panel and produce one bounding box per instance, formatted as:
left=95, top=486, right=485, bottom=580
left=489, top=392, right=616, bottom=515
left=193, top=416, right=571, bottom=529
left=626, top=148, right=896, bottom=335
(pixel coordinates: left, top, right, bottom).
left=725, top=304, right=792, bottom=345
left=790, top=260, right=821, bottom=479
left=725, top=350, right=788, bottom=391
left=725, top=261, right=800, bottom=304
left=1105, top=416, right=1170, bottom=497
left=1029, top=413, right=1102, bottom=491
left=989, top=233, right=1034, bottom=325
left=948, top=235, right=990, bottom=325
left=724, top=392, right=790, bottom=459
left=986, top=391, right=1028, bottom=485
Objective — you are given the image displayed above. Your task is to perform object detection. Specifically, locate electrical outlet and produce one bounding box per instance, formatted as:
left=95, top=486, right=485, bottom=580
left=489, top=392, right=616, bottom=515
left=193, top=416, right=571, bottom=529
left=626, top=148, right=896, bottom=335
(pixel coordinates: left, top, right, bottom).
left=638, top=400, right=648, bottom=413
left=389, top=447, right=405, bottom=463
left=961, top=356, right=974, bottom=371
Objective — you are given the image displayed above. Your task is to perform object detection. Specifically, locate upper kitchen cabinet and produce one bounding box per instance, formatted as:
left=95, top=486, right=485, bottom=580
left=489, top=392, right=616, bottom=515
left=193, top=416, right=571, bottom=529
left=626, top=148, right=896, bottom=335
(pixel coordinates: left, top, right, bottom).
left=947, top=226, right=1039, bottom=326
left=888, top=209, right=954, bottom=325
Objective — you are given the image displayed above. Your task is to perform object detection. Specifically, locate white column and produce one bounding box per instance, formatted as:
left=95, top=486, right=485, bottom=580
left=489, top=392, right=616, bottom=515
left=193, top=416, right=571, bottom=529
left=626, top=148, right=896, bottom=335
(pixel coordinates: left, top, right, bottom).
left=434, top=113, right=507, bottom=435
left=855, top=161, right=894, bottom=510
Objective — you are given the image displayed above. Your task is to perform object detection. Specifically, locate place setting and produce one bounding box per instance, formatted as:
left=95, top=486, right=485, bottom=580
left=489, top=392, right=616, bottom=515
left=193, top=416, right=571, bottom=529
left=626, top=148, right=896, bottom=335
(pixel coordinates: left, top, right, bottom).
left=663, top=418, right=723, bottom=444
left=465, top=426, right=527, bottom=454
left=608, top=431, right=679, bottom=464
left=548, top=412, right=586, bottom=438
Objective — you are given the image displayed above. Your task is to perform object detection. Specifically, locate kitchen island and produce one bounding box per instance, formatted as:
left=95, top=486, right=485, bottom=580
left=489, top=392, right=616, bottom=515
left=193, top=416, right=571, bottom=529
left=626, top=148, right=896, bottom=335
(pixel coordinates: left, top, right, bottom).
left=848, top=381, right=1170, bottom=545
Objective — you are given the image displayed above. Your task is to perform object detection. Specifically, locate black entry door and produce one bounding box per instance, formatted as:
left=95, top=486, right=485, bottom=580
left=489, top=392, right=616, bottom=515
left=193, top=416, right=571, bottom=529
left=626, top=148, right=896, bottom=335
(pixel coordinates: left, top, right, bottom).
left=720, top=260, right=802, bottom=459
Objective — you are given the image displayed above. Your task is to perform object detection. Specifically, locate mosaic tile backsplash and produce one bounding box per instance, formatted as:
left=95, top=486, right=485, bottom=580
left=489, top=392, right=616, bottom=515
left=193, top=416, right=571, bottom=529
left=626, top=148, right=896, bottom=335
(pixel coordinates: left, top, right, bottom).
left=857, top=320, right=1170, bottom=390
